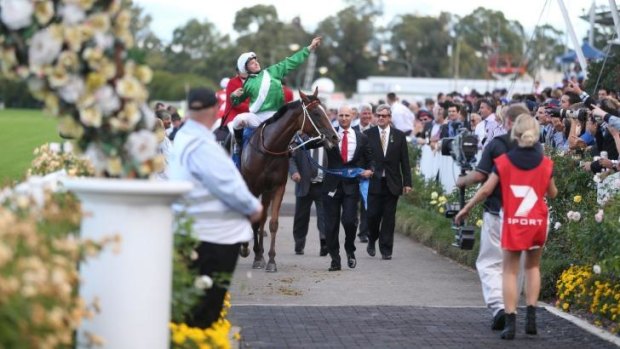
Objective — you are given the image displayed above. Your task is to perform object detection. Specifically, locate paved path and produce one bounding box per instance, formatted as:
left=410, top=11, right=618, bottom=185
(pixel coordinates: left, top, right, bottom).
left=229, top=182, right=618, bottom=348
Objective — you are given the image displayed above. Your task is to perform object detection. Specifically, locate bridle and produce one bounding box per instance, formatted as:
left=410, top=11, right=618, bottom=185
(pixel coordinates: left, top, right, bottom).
left=258, top=99, right=332, bottom=156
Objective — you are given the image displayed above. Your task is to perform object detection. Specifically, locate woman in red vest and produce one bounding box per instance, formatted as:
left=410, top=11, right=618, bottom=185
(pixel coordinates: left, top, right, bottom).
left=455, top=114, right=558, bottom=340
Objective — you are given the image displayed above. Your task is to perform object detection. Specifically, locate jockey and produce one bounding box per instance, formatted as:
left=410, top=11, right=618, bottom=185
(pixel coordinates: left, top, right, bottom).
left=231, top=36, right=322, bottom=155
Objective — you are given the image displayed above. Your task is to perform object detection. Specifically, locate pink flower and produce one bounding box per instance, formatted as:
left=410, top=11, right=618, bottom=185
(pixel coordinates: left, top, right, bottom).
left=594, top=209, right=604, bottom=223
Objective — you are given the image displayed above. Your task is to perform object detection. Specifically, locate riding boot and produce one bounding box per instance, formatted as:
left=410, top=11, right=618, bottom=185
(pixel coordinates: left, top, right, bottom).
left=525, top=305, right=537, bottom=335
left=501, top=313, right=516, bottom=340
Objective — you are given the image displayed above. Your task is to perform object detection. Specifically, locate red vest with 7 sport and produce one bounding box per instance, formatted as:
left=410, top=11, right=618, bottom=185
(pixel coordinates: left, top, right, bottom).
left=495, top=154, right=553, bottom=251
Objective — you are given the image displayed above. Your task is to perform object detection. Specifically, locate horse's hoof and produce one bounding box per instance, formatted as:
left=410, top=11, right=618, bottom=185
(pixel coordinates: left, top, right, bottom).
left=239, top=246, right=250, bottom=258
left=265, top=262, right=277, bottom=273
left=252, top=259, right=266, bottom=269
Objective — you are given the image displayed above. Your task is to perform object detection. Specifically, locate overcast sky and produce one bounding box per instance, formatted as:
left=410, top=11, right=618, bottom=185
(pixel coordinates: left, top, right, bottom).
left=134, top=0, right=604, bottom=48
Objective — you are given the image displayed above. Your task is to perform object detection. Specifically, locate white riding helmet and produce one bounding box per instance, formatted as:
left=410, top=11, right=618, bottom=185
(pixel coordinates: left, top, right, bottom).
left=237, top=52, right=257, bottom=74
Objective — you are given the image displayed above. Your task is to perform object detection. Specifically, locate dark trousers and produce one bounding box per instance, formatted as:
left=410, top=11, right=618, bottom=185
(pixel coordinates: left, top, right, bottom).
left=188, top=241, right=241, bottom=329
left=293, top=182, right=326, bottom=251
left=367, top=178, right=400, bottom=256
left=357, top=200, right=369, bottom=237
left=323, top=184, right=359, bottom=265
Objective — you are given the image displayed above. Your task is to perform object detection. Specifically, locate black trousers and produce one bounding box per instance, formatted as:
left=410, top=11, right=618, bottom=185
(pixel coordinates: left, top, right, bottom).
left=367, top=178, right=400, bottom=256
left=293, top=182, right=326, bottom=251
left=357, top=200, right=369, bottom=237
left=323, top=184, right=359, bottom=265
left=188, top=241, right=241, bottom=328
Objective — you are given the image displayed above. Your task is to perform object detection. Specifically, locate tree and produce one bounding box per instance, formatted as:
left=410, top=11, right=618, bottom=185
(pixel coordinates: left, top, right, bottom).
left=527, top=24, right=565, bottom=78
left=315, top=0, right=382, bottom=95
left=388, top=12, right=452, bottom=77
left=583, top=45, right=620, bottom=95
left=455, top=7, right=525, bottom=78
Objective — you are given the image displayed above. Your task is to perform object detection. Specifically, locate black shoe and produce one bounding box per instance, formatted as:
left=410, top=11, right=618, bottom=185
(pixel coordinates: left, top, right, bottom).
left=366, top=244, right=376, bottom=257
left=358, top=235, right=369, bottom=243
left=319, top=245, right=328, bottom=256
left=381, top=255, right=392, bottom=260
left=491, top=309, right=506, bottom=331
left=501, top=313, right=516, bottom=340
left=328, top=264, right=341, bottom=271
left=295, top=249, right=304, bottom=255
left=525, top=305, right=537, bottom=335
left=347, top=253, right=356, bottom=268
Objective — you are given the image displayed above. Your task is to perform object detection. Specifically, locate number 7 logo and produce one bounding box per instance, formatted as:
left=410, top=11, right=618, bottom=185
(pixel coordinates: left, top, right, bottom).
left=510, top=185, right=538, bottom=217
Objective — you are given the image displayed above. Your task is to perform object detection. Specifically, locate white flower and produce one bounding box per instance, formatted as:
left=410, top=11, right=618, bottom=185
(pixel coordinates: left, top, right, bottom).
left=28, top=26, right=63, bottom=67
left=59, top=3, right=86, bottom=25
left=0, top=0, right=34, bottom=30
left=93, top=32, right=114, bottom=50
left=593, top=173, right=602, bottom=183
left=49, top=142, right=61, bottom=153
left=58, top=75, right=85, bottom=103
left=84, top=143, right=107, bottom=175
left=125, top=129, right=158, bottom=163
left=79, top=107, right=102, bottom=127
left=189, top=250, right=198, bottom=261
left=63, top=141, right=73, bottom=154
left=592, top=264, right=601, bottom=275
left=594, top=209, right=604, bottom=223
left=430, top=192, right=438, bottom=200
left=554, top=222, right=561, bottom=230
left=573, top=211, right=581, bottom=221
left=194, top=275, right=213, bottom=290
left=94, top=85, right=120, bottom=116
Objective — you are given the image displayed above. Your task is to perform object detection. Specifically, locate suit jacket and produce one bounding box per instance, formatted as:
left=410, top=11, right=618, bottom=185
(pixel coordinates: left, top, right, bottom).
left=289, top=147, right=325, bottom=197
left=365, top=126, right=412, bottom=196
left=323, top=127, right=375, bottom=195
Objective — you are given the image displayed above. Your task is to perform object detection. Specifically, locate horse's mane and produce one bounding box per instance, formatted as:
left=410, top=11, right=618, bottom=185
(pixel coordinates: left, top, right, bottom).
left=260, top=95, right=321, bottom=127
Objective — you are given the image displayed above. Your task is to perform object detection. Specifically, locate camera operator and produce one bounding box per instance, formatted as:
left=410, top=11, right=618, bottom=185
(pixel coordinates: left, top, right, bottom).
left=455, top=103, right=530, bottom=331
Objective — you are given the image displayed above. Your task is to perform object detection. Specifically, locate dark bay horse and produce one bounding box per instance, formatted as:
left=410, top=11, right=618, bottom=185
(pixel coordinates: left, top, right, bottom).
left=240, top=88, right=339, bottom=272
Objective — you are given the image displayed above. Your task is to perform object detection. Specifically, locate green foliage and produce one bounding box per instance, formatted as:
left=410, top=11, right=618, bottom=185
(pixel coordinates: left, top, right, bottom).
left=0, top=109, right=60, bottom=184
left=149, top=70, right=217, bottom=101
left=583, top=45, right=620, bottom=96
left=0, top=78, right=41, bottom=108
left=170, top=214, right=201, bottom=323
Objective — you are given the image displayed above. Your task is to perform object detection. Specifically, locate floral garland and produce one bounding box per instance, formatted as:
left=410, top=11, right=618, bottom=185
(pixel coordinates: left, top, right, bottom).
left=0, top=0, right=162, bottom=178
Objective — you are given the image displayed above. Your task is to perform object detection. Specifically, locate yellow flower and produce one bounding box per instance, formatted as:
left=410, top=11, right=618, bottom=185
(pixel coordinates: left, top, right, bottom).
left=86, top=72, right=107, bottom=92
left=34, top=1, right=54, bottom=25
left=430, top=192, right=438, bottom=200
left=573, top=195, right=582, bottom=203
left=476, top=219, right=483, bottom=228
left=80, top=107, right=102, bottom=128
left=439, top=207, right=445, bottom=214
left=562, top=302, right=569, bottom=310
left=135, top=65, right=153, bottom=84
left=87, top=13, right=111, bottom=33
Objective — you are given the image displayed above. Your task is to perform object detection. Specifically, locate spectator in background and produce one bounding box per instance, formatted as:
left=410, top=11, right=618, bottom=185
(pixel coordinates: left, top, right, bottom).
left=169, top=112, right=183, bottom=141
left=155, top=102, right=166, bottom=111
left=357, top=103, right=374, bottom=132
left=470, top=113, right=482, bottom=132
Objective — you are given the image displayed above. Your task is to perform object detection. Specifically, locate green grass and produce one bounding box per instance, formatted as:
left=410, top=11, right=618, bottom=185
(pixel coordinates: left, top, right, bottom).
left=0, top=109, right=60, bottom=185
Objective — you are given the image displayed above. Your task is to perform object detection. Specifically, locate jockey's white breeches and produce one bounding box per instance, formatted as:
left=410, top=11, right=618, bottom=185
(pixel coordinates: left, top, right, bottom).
left=232, top=111, right=276, bottom=129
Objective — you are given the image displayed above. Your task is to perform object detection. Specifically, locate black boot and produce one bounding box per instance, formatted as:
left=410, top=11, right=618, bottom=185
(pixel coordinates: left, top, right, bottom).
left=525, top=305, right=537, bottom=335
left=501, top=313, right=516, bottom=340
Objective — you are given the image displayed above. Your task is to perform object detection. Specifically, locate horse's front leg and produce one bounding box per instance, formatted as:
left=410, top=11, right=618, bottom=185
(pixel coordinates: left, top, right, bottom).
left=266, top=184, right=286, bottom=272
left=252, top=196, right=269, bottom=269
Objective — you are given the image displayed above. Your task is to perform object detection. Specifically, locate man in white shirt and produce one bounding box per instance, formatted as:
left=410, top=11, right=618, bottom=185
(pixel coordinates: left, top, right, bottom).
left=169, top=87, right=263, bottom=328
left=387, top=92, right=415, bottom=135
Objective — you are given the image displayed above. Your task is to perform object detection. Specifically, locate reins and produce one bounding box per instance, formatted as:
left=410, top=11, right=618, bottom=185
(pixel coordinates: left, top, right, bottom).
left=258, top=100, right=324, bottom=156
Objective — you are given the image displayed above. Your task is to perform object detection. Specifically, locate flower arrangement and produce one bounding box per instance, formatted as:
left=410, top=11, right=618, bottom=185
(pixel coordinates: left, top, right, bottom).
left=556, top=265, right=619, bottom=334
left=0, top=0, right=163, bottom=178
left=0, top=179, right=113, bottom=348
left=170, top=292, right=235, bottom=349
left=28, top=142, right=95, bottom=177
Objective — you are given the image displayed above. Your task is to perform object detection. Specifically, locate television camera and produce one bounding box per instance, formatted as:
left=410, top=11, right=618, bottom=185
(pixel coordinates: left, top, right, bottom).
left=440, top=129, right=478, bottom=250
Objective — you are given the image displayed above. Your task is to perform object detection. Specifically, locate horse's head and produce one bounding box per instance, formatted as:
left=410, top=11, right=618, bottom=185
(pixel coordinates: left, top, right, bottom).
left=298, top=88, right=339, bottom=149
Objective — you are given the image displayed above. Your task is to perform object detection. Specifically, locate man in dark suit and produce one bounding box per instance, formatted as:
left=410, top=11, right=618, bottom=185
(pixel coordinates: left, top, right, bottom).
left=323, top=104, right=374, bottom=271
left=365, top=104, right=412, bottom=259
left=289, top=146, right=327, bottom=256
left=351, top=103, right=374, bottom=243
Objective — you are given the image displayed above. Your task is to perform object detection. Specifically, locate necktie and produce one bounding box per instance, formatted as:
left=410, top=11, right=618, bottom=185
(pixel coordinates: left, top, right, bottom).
left=380, top=129, right=387, bottom=154
left=341, top=130, right=348, bottom=163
